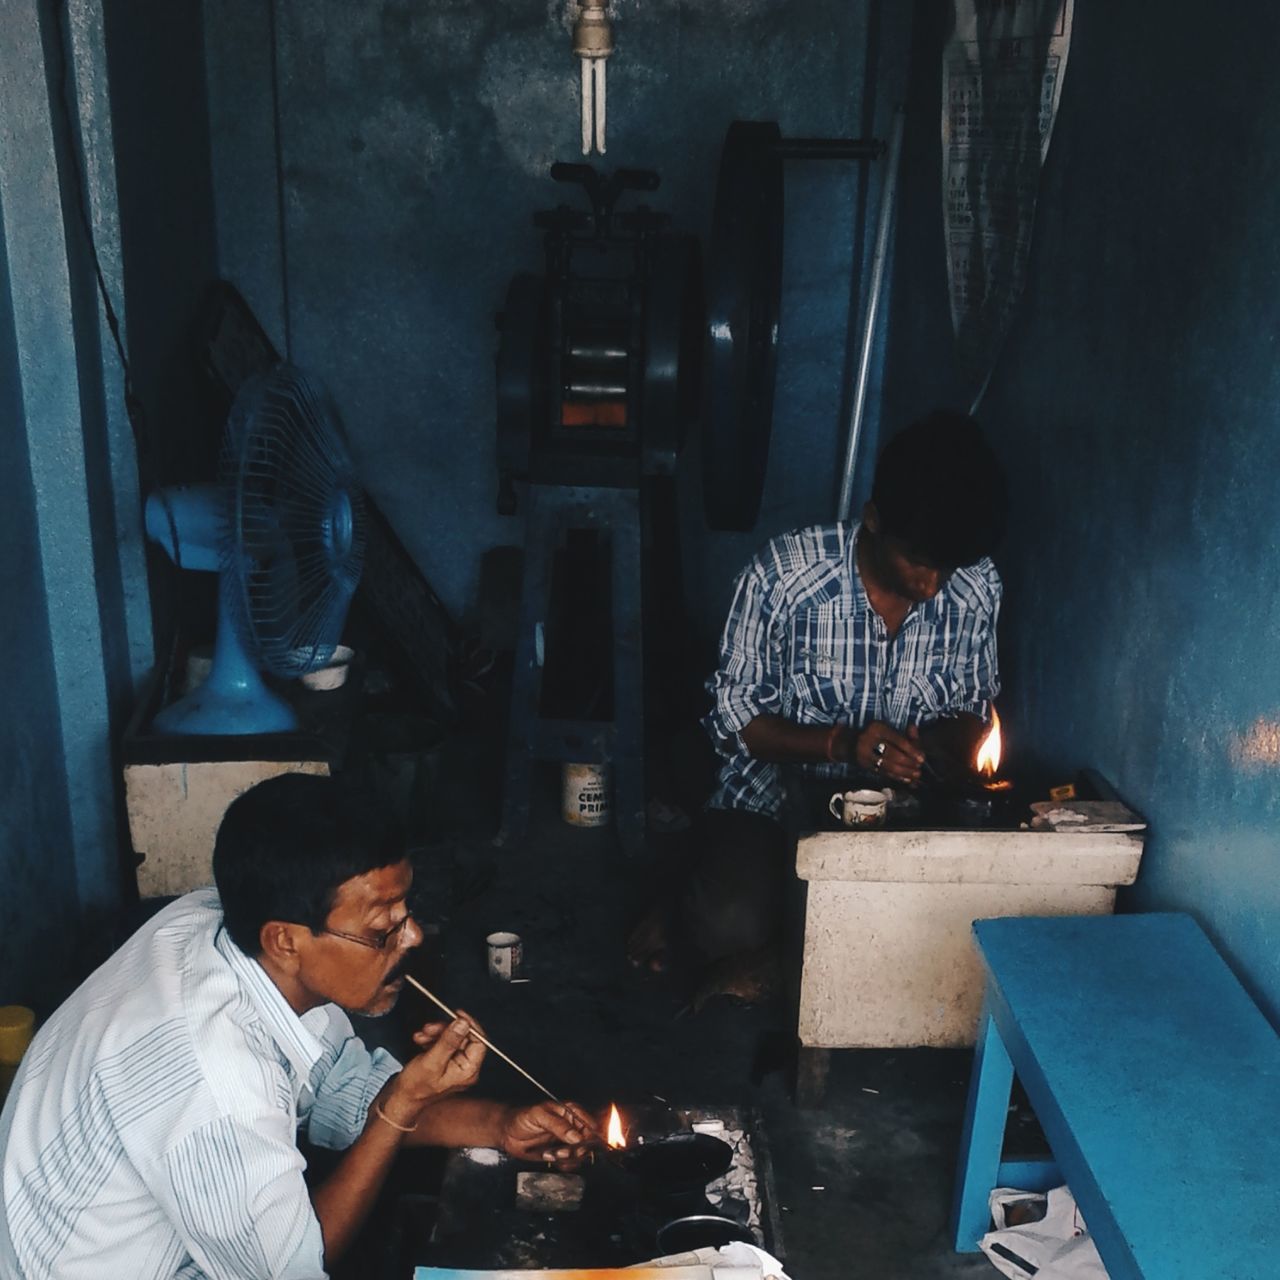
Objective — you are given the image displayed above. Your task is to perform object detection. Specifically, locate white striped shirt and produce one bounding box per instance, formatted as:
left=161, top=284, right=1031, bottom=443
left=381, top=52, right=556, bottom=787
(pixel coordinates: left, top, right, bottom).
left=705, top=522, right=1001, bottom=816
left=0, top=890, right=400, bottom=1279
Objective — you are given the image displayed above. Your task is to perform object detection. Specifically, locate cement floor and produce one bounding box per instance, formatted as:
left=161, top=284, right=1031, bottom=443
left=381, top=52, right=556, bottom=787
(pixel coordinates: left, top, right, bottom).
left=363, top=756, right=998, bottom=1279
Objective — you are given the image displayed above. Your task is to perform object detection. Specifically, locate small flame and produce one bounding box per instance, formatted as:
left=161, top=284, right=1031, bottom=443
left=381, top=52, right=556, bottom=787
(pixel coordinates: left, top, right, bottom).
left=606, top=1104, right=626, bottom=1149
left=975, top=706, right=1002, bottom=777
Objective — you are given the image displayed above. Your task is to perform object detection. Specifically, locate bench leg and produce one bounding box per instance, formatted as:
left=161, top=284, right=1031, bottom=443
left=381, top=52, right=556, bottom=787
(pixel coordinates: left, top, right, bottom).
left=794, top=1046, right=831, bottom=1108
left=951, top=1000, right=1014, bottom=1252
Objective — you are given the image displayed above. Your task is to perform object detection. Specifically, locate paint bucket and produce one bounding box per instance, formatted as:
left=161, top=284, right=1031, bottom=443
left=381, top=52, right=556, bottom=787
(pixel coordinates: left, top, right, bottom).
left=562, top=762, right=610, bottom=827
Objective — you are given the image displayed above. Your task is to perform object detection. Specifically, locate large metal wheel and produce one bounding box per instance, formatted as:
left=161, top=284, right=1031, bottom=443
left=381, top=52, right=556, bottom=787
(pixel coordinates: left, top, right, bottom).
left=701, top=121, right=784, bottom=531
left=642, top=234, right=703, bottom=476
left=495, top=273, right=548, bottom=510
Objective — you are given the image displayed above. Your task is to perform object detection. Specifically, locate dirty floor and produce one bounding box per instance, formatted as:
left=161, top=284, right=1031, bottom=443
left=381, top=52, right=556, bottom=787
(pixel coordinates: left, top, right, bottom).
left=350, top=748, right=1002, bottom=1280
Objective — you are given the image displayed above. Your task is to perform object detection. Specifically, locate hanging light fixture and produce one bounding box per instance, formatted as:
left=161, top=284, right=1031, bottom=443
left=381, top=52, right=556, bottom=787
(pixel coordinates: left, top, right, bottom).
left=573, top=0, right=613, bottom=155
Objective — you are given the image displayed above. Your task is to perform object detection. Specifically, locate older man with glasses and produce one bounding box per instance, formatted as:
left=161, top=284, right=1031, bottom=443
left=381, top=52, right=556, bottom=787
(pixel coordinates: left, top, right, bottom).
left=0, top=774, right=596, bottom=1280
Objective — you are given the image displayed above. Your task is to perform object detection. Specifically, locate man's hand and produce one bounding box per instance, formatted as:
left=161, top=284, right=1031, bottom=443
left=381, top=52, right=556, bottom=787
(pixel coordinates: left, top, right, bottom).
left=847, top=720, right=926, bottom=786
left=380, top=1013, right=487, bottom=1129
left=740, top=715, right=925, bottom=785
left=917, top=713, right=988, bottom=781
left=500, top=1101, right=599, bottom=1170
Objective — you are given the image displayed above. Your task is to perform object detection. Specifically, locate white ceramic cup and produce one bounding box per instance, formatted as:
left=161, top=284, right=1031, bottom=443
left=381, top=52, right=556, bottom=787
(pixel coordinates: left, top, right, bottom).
left=486, top=931, right=523, bottom=981
left=829, top=788, right=891, bottom=829
left=299, top=644, right=354, bottom=691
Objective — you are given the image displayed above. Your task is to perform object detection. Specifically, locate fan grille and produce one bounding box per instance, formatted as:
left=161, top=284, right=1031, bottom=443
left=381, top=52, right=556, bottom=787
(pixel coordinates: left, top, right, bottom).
left=220, top=365, right=366, bottom=678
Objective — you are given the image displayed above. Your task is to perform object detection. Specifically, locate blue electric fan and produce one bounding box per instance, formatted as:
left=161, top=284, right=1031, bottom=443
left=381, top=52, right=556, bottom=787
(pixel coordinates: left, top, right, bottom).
left=144, top=364, right=366, bottom=735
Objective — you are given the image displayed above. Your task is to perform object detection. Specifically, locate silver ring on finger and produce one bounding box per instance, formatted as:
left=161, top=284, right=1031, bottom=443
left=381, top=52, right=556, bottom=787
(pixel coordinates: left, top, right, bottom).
left=873, top=740, right=887, bottom=759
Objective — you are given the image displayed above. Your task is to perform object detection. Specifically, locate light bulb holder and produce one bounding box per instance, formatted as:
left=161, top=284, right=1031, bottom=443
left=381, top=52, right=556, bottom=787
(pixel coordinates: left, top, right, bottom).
left=573, top=1, right=614, bottom=58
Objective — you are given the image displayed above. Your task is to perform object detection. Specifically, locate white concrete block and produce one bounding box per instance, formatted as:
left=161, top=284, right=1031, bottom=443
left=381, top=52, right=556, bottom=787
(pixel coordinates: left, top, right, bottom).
left=795, top=828, right=1143, bottom=1049
left=796, top=828, right=1143, bottom=886
left=126, top=759, right=330, bottom=897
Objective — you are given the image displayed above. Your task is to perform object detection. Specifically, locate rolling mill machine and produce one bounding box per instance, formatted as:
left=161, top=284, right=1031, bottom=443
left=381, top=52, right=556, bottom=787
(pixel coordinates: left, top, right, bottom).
left=496, top=122, right=889, bottom=852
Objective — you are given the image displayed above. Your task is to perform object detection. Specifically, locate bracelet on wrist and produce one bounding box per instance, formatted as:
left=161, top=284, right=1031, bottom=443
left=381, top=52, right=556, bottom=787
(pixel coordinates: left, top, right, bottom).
left=373, top=1101, right=418, bottom=1134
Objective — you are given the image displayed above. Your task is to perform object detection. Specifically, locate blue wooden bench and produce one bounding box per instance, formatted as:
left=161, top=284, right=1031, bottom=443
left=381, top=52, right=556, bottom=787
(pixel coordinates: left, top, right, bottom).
left=950, top=913, right=1280, bottom=1279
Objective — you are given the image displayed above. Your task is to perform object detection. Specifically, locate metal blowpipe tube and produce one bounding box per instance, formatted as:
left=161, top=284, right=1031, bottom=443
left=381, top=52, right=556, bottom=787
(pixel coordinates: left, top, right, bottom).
left=403, top=974, right=559, bottom=1101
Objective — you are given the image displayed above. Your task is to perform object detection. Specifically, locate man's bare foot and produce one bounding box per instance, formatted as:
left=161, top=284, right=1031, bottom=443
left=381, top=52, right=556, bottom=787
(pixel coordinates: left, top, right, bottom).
left=626, top=909, right=671, bottom=973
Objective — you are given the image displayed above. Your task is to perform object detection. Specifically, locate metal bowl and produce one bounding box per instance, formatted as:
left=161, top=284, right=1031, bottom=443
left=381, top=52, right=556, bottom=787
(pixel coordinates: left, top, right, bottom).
left=656, top=1213, right=755, bottom=1254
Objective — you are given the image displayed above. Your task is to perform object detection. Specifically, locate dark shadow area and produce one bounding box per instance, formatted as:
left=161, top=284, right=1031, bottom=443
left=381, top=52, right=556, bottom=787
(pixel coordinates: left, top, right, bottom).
left=330, top=730, right=997, bottom=1278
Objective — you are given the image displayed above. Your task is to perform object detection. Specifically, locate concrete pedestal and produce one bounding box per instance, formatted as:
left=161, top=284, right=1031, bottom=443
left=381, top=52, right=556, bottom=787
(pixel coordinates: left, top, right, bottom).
left=794, top=828, right=1144, bottom=1054
left=126, top=759, right=331, bottom=897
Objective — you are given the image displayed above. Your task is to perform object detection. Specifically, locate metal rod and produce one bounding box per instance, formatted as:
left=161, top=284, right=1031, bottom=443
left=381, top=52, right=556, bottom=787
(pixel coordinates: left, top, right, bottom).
left=567, top=345, right=628, bottom=360
left=777, top=137, right=884, bottom=161
left=566, top=382, right=627, bottom=397
left=403, top=974, right=559, bottom=1101
left=837, top=106, right=905, bottom=523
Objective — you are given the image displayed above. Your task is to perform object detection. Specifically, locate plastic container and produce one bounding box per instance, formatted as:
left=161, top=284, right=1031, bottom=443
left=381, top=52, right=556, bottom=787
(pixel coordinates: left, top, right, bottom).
left=0, top=1005, right=34, bottom=1103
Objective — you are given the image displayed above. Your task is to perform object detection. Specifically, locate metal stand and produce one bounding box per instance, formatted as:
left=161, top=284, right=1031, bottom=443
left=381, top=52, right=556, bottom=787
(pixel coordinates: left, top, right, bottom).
left=499, top=484, right=645, bottom=854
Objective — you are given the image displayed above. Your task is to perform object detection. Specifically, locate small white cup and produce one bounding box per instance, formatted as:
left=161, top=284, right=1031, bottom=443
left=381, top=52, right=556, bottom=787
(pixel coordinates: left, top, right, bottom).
left=299, top=644, right=355, bottom=691
left=829, top=788, right=892, bottom=829
left=487, top=931, right=523, bottom=981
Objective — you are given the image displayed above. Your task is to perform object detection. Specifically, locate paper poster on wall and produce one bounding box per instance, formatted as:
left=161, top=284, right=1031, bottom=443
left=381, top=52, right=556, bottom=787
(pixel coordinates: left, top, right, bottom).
left=943, top=0, right=1074, bottom=406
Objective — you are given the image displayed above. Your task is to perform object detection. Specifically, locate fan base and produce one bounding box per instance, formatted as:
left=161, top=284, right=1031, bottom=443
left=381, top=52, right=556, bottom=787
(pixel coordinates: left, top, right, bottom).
left=152, top=685, right=298, bottom=737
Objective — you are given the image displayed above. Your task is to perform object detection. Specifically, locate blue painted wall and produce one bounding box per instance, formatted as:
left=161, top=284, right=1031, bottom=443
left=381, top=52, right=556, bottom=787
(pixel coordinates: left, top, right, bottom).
left=12, top=0, right=1280, bottom=1030
left=0, top=223, right=77, bottom=1012
left=887, top=3, right=1280, bottom=1022
left=0, top=0, right=169, bottom=1006
left=204, top=0, right=912, bottom=646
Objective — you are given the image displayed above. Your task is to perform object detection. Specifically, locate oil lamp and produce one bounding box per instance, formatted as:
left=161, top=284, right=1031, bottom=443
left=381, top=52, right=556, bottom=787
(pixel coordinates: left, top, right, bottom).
left=975, top=707, right=1013, bottom=793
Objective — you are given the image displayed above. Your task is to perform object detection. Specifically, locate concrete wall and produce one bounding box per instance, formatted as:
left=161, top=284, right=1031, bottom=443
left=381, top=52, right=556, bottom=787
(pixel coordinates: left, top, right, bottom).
left=0, top=0, right=158, bottom=1007
left=886, top=3, right=1280, bottom=1022
left=0, top=228, right=77, bottom=1011
left=204, top=0, right=912, bottom=645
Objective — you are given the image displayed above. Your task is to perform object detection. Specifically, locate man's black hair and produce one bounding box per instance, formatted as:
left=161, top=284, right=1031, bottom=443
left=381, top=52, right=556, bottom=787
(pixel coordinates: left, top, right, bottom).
left=213, top=773, right=405, bottom=955
left=870, top=409, right=1008, bottom=568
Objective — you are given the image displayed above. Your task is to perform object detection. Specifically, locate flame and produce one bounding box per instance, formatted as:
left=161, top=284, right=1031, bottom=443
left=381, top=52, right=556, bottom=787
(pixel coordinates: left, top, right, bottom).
left=606, top=1104, right=626, bottom=1149
left=975, top=707, right=1002, bottom=777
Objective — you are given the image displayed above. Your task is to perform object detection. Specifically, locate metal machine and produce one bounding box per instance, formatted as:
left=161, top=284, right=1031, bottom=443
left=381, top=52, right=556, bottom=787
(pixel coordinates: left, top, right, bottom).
left=496, top=164, right=702, bottom=852
left=497, top=121, right=892, bottom=849
left=496, top=163, right=701, bottom=506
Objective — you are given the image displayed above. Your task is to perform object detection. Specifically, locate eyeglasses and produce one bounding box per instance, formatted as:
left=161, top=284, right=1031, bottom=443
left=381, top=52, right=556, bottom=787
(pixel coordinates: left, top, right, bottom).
left=320, top=911, right=416, bottom=954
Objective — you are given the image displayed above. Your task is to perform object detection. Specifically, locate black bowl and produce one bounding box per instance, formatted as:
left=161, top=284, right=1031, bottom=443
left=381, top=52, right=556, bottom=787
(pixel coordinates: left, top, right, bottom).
left=656, top=1213, right=755, bottom=1254
left=617, top=1133, right=734, bottom=1195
